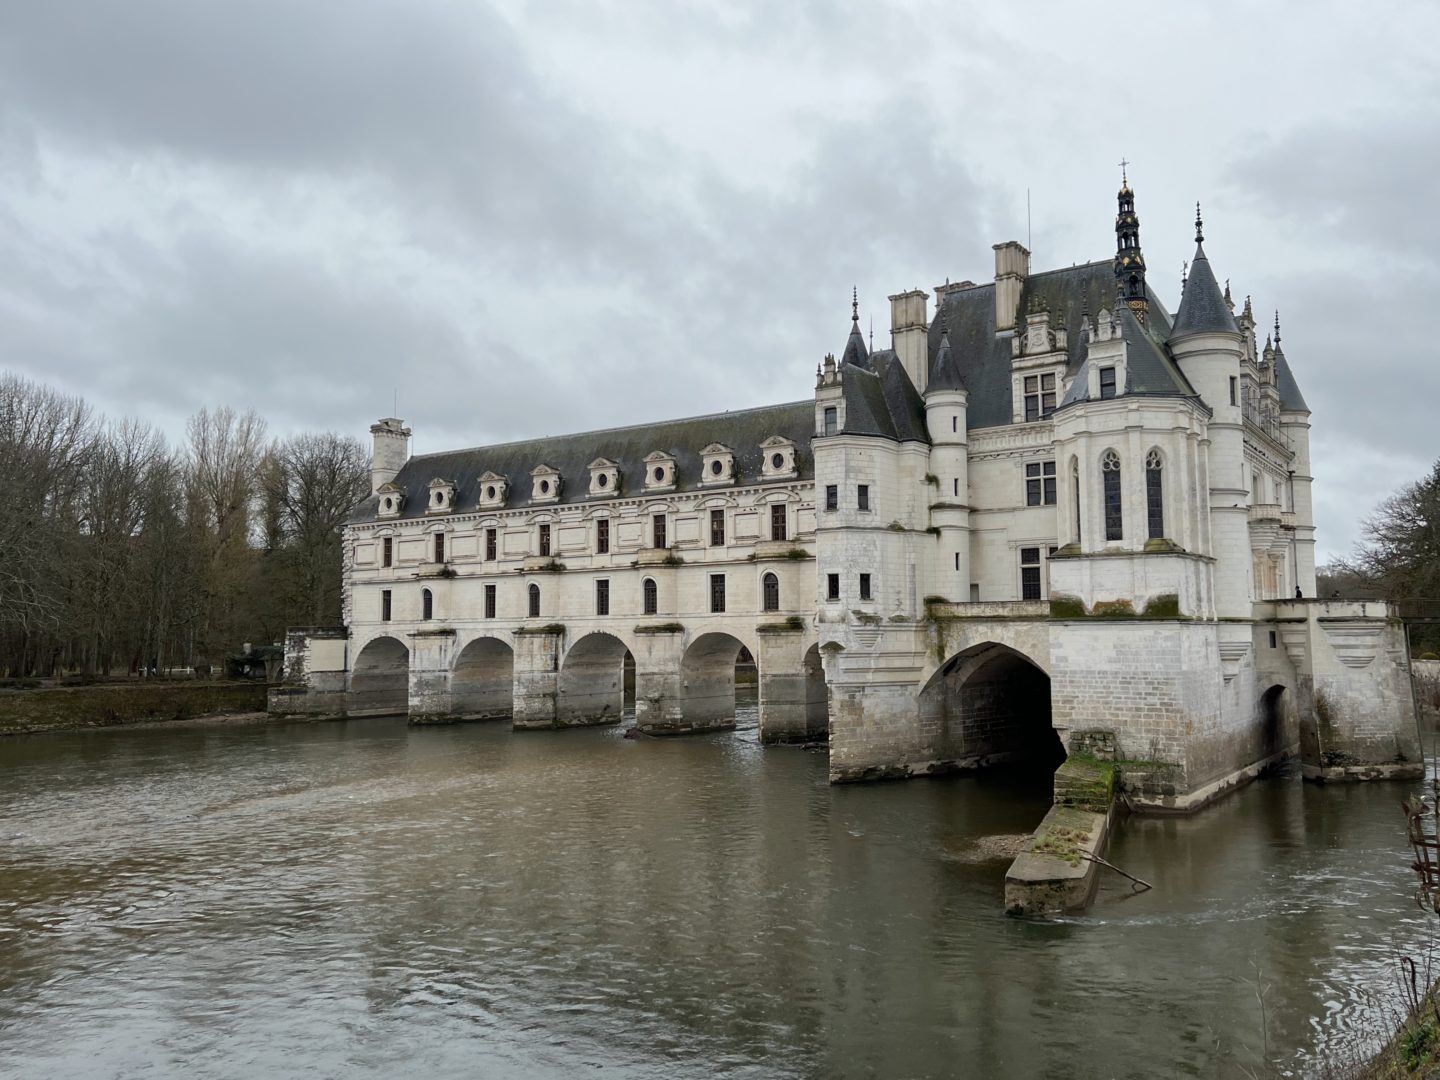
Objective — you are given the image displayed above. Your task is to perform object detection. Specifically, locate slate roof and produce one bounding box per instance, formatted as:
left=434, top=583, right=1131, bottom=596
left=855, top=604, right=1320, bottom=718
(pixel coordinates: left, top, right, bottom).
left=928, top=330, right=966, bottom=392
left=1061, top=304, right=1201, bottom=408
left=1272, top=343, right=1310, bottom=412
left=349, top=400, right=815, bottom=523
left=840, top=320, right=869, bottom=369
left=927, top=260, right=1180, bottom=429
left=1172, top=243, right=1239, bottom=337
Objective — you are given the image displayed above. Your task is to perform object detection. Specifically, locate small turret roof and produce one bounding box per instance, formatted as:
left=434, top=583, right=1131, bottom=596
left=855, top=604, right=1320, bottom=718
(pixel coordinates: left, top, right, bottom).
left=1172, top=212, right=1239, bottom=337
left=927, top=330, right=967, bottom=392
left=1272, top=343, right=1310, bottom=413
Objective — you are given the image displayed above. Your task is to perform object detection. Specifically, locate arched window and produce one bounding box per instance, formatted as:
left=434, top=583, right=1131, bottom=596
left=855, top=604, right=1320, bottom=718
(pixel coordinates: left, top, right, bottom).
left=1070, top=456, right=1081, bottom=544
left=528, top=583, right=540, bottom=618
left=642, top=577, right=658, bottom=616
left=1102, top=450, right=1123, bottom=541
left=422, top=588, right=434, bottom=621
left=1145, top=449, right=1164, bottom=540
left=762, top=572, right=780, bottom=612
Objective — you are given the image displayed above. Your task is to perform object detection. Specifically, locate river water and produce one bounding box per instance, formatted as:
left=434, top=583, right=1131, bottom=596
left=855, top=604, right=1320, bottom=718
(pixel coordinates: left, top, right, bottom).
left=0, top=697, right=1433, bottom=1079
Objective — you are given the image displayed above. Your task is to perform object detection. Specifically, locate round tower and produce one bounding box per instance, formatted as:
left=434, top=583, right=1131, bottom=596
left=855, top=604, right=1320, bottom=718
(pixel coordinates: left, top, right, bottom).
left=924, top=330, right=971, bottom=601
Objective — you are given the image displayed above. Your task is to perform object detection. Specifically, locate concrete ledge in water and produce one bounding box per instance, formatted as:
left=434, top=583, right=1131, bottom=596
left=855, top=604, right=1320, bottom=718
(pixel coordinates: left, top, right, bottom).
left=1004, top=804, right=1112, bottom=916
left=1303, top=760, right=1425, bottom=783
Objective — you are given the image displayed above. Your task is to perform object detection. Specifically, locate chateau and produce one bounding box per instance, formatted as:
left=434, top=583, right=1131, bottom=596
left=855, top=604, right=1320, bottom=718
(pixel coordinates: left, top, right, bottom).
left=274, top=180, right=1421, bottom=810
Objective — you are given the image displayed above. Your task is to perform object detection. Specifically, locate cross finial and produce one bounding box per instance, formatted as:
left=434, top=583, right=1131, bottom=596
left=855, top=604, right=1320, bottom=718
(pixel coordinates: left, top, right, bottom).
left=851, top=286, right=858, bottom=324
left=1194, top=202, right=1204, bottom=244
left=1118, top=157, right=1130, bottom=186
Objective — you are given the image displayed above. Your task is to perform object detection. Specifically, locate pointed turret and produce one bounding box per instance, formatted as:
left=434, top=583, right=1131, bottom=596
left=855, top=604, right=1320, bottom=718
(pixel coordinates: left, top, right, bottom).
left=1171, top=203, right=1239, bottom=337
left=840, top=286, right=870, bottom=369
left=1113, top=168, right=1148, bottom=321
left=1271, top=311, right=1310, bottom=412
left=927, top=329, right=966, bottom=392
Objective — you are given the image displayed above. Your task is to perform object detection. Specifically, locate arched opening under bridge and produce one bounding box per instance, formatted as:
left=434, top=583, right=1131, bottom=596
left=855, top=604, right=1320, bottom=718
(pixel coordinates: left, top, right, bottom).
left=452, top=637, right=514, bottom=721
left=681, top=633, right=755, bottom=732
left=559, top=633, right=633, bottom=727
left=1260, top=684, right=1290, bottom=761
left=350, top=636, right=409, bottom=716
left=917, top=642, right=1063, bottom=774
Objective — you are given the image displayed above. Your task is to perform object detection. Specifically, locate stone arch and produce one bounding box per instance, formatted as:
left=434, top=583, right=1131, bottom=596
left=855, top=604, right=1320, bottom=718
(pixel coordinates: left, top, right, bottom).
left=803, top=643, right=829, bottom=735
left=1260, top=683, right=1291, bottom=760
left=350, top=635, right=409, bottom=716
left=452, top=636, right=514, bottom=721
left=918, top=641, right=1062, bottom=772
left=559, top=632, right=632, bottom=727
left=681, top=632, right=753, bottom=732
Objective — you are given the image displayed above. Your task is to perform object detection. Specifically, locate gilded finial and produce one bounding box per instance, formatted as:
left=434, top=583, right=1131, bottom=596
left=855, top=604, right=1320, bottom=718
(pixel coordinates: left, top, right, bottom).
left=1194, top=202, right=1204, bottom=244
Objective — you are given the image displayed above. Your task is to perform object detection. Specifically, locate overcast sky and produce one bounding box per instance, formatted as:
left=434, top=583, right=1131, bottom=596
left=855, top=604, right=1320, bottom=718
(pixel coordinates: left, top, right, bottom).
left=1, top=0, right=1435, bottom=559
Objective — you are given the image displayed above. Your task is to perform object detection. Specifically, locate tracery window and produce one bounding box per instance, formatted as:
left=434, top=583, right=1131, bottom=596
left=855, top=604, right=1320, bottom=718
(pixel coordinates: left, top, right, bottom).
left=1102, top=450, right=1123, bottom=541
left=1146, top=449, right=1164, bottom=540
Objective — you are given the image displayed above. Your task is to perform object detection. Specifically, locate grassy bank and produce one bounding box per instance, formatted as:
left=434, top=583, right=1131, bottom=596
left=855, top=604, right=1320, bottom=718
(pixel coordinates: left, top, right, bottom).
left=0, top=681, right=267, bottom=736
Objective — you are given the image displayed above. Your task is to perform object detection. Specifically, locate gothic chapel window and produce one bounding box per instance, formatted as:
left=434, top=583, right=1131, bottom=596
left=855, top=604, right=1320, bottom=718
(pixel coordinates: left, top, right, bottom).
left=1102, top=450, right=1123, bottom=542
left=1146, top=450, right=1165, bottom=540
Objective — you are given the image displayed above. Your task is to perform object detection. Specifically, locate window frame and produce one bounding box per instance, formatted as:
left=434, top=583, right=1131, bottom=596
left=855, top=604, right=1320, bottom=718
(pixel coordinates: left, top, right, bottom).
left=434, top=532, right=446, bottom=564
left=382, top=536, right=393, bottom=568
left=527, top=583, right=540, bottom=618
left=381, top=589, right=392, bottom=622
left=538, top=523, right=551, bottom=557
left=826, top=573, right=840, bottom=601
left=642, top=577, right=658, bottom=616
left=762, top=572, right=780, bottom=612
left=709, top=573, right=726, bottom=614
left=823, top=406, right=837, bottom=436
left=770, top=503, right=787, bottom=542
left=859, top=573, right=872, bottom=601
left=825, top=485, right=838, bottom=512
left=1025, top=461, right=1057, bottom=507
left=596, top=518, right=610, bottom=554
left=595, top=578, right=610, bottom=617
left=1020, top=547, right=1042, bottom=601
left=422, top=587, right=434, bottom=621
left=484, top=583, right=496, bottom=619
left=1145, top=449, right=1165, bottom=540
left=1102, top=449, right=1123, bottom=541
left=710, top=508, right=725, bottom=547
left=484, top=528, right=496, bottom=561
left=1099, top=367, right=1117, bottom=400
left=652, top=514, right=667, bottom=550
left=1023, top=372, right=1057, bottom=421
left=857, top=484, right=870, bottom=512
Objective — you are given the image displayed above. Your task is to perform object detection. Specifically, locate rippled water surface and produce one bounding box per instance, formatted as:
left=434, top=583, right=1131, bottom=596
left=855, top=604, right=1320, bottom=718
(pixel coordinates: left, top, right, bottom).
left=0, top=700, right=1432, bottom=1078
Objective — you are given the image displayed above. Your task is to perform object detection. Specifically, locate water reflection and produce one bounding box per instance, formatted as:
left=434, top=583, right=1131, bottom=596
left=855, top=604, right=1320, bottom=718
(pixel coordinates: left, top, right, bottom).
left=0, top=697, right=1431, bottom=1078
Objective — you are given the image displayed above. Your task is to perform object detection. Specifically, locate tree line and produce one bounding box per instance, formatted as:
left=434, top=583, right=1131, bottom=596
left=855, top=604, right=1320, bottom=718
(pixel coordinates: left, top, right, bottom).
left=1320, top=457, right=1440, bottom=656
left=0, top=373, right=369, bottom=678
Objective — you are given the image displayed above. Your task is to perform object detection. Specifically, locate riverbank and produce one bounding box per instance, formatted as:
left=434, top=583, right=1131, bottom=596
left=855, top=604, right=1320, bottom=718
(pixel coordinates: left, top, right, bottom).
left=0, top=681, right=268, bottom=736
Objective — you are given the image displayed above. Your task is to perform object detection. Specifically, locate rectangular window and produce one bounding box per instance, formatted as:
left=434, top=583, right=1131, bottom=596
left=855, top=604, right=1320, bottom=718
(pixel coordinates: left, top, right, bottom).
left=709, top=574, right=726, bottom=614
left=434, top=532, right=445, bottom=563
left=538, top=524, right=551, bottom=557
left=857, top=484, right=870, bottom=512
left=823, top=406, right=837, bottom=436
left=1025, top=461, right=1057, bottom=506
left=952, top=416, right=958, bottom=433
left=653, top=514, right=667, bottom=549
left=826, top=573, right=840, bottom=601
left=1229, top=376, right=1238, bottom=406
left=859, top=573, right=872, bottom=601
left=825, top=485, right=838, bottom=512
left=1269, top=630, right=1277, bottom=649
left=1020, top=547, right=1042, bottom=601
left=953, top=477, right=959, bottom=498
left=485, top=528, right=496, bottom=561
left=970, top=583, right=981, bottom=602
left=1023, top=373, right=1057, bottom=421
left=1099, top=367, right=1117, bottom=399
left=484, top=583, right=496, bottom=619
left=710, top=508, right=725, bottom=546
left=596, top=519, right=610, bottom=554
left=382, top=537, right=393, bottom=567
left=381, top=589, right=392, bottom=622
left=596, top=579, right=610, bottom=616
left=954, top=552, right=960, bottom=572
left=770, top=504, right=787, bottom=541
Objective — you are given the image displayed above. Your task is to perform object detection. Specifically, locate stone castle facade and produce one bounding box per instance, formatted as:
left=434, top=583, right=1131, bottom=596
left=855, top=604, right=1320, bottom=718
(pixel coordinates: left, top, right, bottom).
left=273, top=181, right=1421, bottom=810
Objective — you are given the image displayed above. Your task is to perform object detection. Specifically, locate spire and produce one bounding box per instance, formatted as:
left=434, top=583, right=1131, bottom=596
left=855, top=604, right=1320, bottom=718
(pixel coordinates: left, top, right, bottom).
left=1171, top=204, right=1239, bottom=337
left=1223, top=279, right=1233, bottom=312
left=1114, top=169, right=1148, bottom=322
left=840, top=289, right=870, bottom=369
left=1273, top=310, right=1282, bottom=347
left=1181, top=260, right=1189, bottom=293
left=927, top=328, right=966, bottom=392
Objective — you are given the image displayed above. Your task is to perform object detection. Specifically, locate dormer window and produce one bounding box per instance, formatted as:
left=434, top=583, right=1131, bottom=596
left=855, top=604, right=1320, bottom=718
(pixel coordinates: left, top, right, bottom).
left=426, top=478, right=456, bottom=514
left=377, top=482, right=403, bottom=518
left=477, top=471, right=508, bottom=509
left=531, top=464, right=561, bottom=503
left=587, top=457, right=621, bottom=498
left=644, top=450, right=676, bottom=491
left=759, top=436, right=797, bottom=479
left=699, top=443, right=735, bottom=486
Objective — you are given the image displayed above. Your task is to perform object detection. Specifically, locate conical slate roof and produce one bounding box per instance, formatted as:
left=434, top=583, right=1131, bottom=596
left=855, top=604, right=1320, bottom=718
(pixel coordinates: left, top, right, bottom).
left=840, top=320, right=869, bottom=369
left=927, top=330, right=966, bottom=392
left=1272, top=343, right=1310, bottom=412
left=1172, top=242, right=1238, bottom=337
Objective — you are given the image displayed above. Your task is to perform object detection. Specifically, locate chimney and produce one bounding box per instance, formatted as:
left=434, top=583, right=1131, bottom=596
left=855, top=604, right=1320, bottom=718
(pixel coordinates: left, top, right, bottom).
left=888, top=289, right=929, bottom=393
left=370, top=417, right=411, bottom=494
left=992, top=241, right=1030, bottom=333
